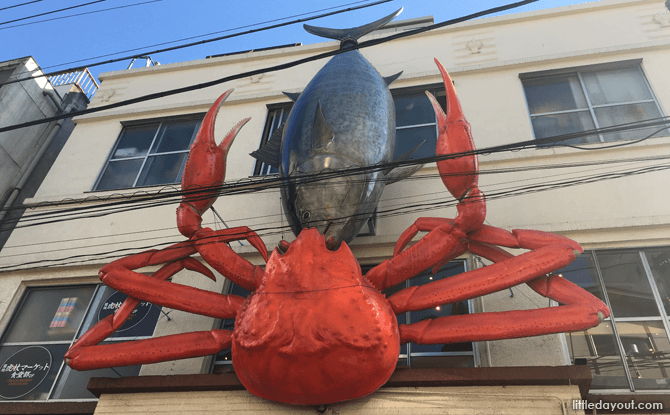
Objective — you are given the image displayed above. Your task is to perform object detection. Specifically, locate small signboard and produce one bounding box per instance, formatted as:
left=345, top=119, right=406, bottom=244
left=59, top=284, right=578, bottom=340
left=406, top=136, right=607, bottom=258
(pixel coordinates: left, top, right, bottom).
left=0, top=346, right=52, bottom=399
left=98, top=291, right=153, bottom=333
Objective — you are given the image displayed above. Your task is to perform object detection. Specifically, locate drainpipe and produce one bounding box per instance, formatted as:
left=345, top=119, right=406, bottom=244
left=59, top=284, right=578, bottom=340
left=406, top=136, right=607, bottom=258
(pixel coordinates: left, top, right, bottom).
left=0, top=91, right=76, bottom=224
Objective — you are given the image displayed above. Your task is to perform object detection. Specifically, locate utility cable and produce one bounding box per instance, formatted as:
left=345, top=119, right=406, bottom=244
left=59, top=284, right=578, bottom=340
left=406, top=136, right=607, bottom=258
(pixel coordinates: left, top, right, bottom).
left=0, top=0, right=539, bottom=134
left=0, top=0, right=105, bottom=26
left=0, top=0, right=390, bottom=86
left=0, top=0, right=162, bottom=30
left=0, top=0, right=45, bottom=12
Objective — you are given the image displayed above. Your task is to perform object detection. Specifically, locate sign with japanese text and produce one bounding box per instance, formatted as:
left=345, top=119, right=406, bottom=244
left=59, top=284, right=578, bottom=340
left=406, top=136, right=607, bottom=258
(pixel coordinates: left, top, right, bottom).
left=98, top=291, right=152, bottom=332
left=0, top=346, right=52, bottom=399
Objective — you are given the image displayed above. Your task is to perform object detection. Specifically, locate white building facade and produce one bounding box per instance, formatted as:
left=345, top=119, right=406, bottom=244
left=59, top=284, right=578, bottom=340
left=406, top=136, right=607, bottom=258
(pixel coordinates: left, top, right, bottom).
left=1, top=0, right=669, bottom=413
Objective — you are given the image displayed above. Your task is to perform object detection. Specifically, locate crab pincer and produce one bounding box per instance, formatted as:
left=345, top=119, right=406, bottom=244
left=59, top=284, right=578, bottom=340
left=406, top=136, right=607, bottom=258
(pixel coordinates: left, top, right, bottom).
left=177, top=89, right=251, bottom=238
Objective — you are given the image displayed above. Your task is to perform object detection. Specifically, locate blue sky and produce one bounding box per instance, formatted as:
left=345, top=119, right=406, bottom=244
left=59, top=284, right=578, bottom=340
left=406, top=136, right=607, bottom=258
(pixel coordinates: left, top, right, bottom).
left=0, top=0, right=595, bottom=84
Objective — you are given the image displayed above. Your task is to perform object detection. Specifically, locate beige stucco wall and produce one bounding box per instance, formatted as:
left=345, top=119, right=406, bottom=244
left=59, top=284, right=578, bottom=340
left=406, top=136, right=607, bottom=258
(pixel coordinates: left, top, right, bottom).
left=1, top=0, right=669, bottom=376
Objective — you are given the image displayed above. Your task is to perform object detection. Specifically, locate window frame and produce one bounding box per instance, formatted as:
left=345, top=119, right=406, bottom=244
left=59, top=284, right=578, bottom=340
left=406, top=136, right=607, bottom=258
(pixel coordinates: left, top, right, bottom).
left=559, top=246, right=670, bottom=393
left=0, top=284, right=161, bottom=402
left=93, top=113, right=206, bottom=191
left=520, top=59, right=668, bottom=145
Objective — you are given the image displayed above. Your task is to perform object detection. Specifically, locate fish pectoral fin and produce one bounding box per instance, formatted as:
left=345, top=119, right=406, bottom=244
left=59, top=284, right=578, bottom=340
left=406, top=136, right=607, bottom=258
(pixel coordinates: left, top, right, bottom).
left=384, top=71, right=403, bottom=87
left=249, top=122, right=284, bottom=168
left=313, top=102, right=335, bottom=151
left=283, top=91, right=301, bottom=102
left=386, top=164, right=423, bottom=185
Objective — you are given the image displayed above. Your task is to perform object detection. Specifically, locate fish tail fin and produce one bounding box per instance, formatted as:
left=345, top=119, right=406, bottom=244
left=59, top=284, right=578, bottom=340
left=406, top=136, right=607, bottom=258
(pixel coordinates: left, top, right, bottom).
left=304, top=8, right=402, bottom=47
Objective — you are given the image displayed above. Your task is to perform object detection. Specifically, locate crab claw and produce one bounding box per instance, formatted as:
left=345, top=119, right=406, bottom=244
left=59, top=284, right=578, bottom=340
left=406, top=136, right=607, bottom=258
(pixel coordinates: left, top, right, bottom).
left=427, top=59, right=485, bottom=233
left=177, top=89, right=251, bottom=238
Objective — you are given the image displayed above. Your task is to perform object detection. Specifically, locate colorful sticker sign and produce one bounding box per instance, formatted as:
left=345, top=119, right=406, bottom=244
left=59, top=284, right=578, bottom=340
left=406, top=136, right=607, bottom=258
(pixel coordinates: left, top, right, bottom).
left=50, top=297, right=78, bottom=328
left=0, top=346, right=52, bottom=399
left=98, top=291, right=152, bottom=332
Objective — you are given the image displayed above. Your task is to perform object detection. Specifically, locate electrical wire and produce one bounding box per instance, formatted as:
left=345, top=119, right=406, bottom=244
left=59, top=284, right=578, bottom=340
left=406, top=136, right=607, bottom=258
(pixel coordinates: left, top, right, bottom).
left=0, top=0, right=540, bottom=134
left=0, top=0, right=390, bottom=86
left=0, top=0, right=45, bottom=12
left=0, top=0, right=105, bottom=26
left=1, top=156, right=668, bottom=272
left=0, top=0, right=162, bottom=30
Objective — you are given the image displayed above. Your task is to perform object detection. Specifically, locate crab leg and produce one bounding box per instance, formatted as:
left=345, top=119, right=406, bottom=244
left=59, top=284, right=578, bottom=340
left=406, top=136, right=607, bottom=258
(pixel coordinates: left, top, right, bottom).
left=66, top=330, right=233, bottom=370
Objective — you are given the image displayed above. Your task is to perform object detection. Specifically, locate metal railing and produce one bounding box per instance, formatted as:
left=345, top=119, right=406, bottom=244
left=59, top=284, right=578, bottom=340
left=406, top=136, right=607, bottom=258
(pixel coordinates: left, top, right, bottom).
left=48, top=68, right=99, bottom=100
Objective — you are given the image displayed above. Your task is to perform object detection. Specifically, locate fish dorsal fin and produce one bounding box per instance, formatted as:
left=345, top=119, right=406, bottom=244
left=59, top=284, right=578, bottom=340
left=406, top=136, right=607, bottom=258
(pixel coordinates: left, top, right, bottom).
left=304, top=8, right=403, bottom=47
left=313, top=102, right=335, bottom=151
left=283, top=91, right=301, bottom=102
left=249, top=123, right=284, bottom=168
left=383, top=71, right=403, bottom=87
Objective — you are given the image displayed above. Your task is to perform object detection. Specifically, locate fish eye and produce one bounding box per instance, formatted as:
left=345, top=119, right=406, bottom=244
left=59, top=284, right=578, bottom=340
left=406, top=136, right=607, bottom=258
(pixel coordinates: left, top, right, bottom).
left=301, top=211, right=311, bottom=221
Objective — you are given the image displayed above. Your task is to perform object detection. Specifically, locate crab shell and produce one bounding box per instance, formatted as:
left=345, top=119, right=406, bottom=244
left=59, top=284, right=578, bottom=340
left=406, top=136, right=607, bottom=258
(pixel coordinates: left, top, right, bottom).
left=232, top=228, right=400, bottom=405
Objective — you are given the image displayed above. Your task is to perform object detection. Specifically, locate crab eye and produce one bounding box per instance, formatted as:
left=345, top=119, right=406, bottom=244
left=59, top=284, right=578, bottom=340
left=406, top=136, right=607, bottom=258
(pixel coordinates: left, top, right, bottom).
left=301, top=211, right=311, bottom=221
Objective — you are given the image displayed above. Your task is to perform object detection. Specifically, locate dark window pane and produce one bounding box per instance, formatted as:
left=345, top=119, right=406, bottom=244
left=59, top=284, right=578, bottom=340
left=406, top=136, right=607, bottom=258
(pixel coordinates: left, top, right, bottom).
left=394, top=125, right=436, bottom=160
left=50, top=342, right=141, bottom=400
left=96, top=159, right=143, bottom=190
left=394, top=93, right=436, bottom=127
left=566, top=321, right=630, bottom=390
left=408, top=262, right=468, bottom=354
left=616, top=321, right=670, bottom=390
left=557, top=254, right=607, bottom=305
left=594, top=102, right=667, bottom=142
left=87, top=287, right=161, bottom=339
left=213, top=284, right=251, bottom=366
left=0, top=344, right=68, bottom=401
left=582, top=67, right=653, bottom=105
left=645, top=248, right=670, bottom=315
left=3, top=287, right=96, bottom=343
left=135, top=153, right=188, bottom=187
left=524, top=75, right=587, bottom=114
left=112, top=124, right=158, bottom=159
left=597, top=251, right=660, bottom=318
left=531, top=111, right=599, bottom=145
left=150, top=120, right=199, bottom=154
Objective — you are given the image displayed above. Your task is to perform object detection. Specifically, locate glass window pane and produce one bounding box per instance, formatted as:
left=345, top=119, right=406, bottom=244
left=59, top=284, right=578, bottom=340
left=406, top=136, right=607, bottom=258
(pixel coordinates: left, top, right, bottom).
left=594, top=102, right=666, bottom=142
left=616, top=321, right=670, bottom=390
left=3, top=287, right=96, bottom=343
left=644, top=248, right=670, bottom=315
left=582, top=67, right=653, bottom=106
left=530, top=111, right=599, bottom=145
left=85, top=287, right=161, bottom=339
left=50, top=342, right=141, bottom=400
left=394, top=93, right=436, bottom=127
left=150, top=120, right=200, bottom=154
left=394, top=125, right=436, bottom=160
left=95, top=159, right=143, bottom=191
left=213, top=284, right=251, bottom=367
left=597, top=250, right=661, bottom=318
left=111, top=124, right=158, bottom=159
left=557, top=254, right=607, bottom=305
left=0, top=344, right=68, bottom=401
left=408, top=262, right=469, bottom=354
left=567, top=321, right=630, bottom=390
left=135, top=153, right=188, bottom=187
left=524, top=75, right=588, bottom=114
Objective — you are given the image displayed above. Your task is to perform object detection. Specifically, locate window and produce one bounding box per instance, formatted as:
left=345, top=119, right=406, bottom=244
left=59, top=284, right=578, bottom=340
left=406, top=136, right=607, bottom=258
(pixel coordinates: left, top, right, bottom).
left=94, top=116, right=203, bottom=191
left=251, top=85, right=446, bottom=176
left=211, top=260, right=473, bottom=373
left=0, top=285, right=161, bottom=401
left=558, top=247, right=670, bottom=391
left=521, top=60, right=668, bottom=145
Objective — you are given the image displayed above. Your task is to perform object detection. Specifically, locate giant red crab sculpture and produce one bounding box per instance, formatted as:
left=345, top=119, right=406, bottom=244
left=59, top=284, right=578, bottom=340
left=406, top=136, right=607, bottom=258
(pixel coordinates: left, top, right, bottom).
left=65, top=59, right=609, bottom=406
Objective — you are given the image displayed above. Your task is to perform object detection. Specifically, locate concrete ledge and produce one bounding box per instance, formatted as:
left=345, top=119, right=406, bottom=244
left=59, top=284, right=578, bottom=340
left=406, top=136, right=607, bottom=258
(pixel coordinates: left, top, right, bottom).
left=86, top=365, right=592, bottom=399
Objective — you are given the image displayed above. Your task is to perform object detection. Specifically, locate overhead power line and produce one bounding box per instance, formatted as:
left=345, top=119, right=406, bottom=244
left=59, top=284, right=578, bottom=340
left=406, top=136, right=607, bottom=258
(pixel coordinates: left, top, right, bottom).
left=0, top=0, right=390, bottom=86
left=0, top=0, right=45, bottom=12
left=0, top=0, right=162, bottom=30
left=0, top=0, right=105, bottom=26
left=0, top=0, right=539, bottom=134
